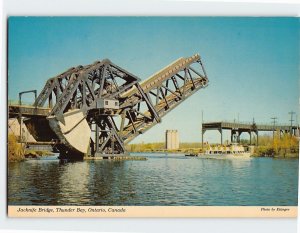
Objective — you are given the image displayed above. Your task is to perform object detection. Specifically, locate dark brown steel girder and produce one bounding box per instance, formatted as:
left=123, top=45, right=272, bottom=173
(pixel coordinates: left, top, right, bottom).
left=11, top=54, right=209, bottom=157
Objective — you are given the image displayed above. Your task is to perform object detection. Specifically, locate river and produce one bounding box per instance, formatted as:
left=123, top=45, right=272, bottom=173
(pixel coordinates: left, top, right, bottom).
left=8, top=153, right=299, bottom=206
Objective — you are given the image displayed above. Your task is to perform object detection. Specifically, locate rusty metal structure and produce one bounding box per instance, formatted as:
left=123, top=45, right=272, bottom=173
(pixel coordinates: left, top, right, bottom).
left=9, top=54, right=209, bottom=159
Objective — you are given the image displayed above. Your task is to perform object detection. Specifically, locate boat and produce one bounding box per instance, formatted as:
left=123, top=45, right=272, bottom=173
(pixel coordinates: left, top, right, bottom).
left=185, top=153, right=198, bottom=157
left=185, top=143, right=251, bottom=159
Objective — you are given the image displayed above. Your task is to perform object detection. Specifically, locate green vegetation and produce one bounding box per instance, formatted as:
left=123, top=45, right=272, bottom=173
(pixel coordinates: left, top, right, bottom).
left=8, top=134, right=25, bottom=162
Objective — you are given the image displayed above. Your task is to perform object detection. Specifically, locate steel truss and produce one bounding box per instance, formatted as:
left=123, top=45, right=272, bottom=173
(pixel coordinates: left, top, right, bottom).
left=34, top=54, right=209, bottom=156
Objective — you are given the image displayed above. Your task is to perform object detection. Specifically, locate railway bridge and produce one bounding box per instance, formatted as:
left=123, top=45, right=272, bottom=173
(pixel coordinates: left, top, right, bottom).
left=9, top=54, right=209, bottom=159
left=202, top=121, right=298, bottom=146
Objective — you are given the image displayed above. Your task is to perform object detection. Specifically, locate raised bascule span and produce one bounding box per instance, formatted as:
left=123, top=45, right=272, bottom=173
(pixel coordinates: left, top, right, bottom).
left=9, top=54, right=209, bottom=159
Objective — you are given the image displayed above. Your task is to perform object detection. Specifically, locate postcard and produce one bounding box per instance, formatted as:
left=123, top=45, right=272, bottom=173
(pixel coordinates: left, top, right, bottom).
left=7, top=16, right=299, bottom=218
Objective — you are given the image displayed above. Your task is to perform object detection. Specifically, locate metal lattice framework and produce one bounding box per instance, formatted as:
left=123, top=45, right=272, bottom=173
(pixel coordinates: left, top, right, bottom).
left=30, top=54, right=209, bottom=157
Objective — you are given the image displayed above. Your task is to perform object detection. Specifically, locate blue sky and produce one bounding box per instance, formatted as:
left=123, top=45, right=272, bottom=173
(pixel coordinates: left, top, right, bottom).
left=8, top=17, right=299, bottom=143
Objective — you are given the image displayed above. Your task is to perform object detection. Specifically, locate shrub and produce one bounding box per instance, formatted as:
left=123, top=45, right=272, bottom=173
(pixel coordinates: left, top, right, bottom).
left=8, top=134, right=25, bottom=162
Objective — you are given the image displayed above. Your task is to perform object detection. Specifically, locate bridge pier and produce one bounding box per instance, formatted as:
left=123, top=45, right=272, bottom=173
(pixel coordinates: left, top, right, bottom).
left=237, top=131, right=242, bottom=143
left=218, top=128, right=223, bottom=145
left=249, top=131, right=252, bottom=145
left=255, top=131, right=259, bottom=146
left=231, top=130, right=241, bottom=143
left=95, top=124, right=99, bottom=152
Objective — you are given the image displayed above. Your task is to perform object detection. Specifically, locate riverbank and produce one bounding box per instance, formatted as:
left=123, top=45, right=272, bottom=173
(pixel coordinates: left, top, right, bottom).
left=126, top=142, right=203, bottom=154
left=24, top=150, right=54, bottom=159
left=253, top=144, right=299, bottom=158
left=127, top=134, right=299, bottom=159
left=84, top=156, right=147, bottom=161
left=252, top=150, right=299, bottom=158
left=8, top=134, right=54, bottom=162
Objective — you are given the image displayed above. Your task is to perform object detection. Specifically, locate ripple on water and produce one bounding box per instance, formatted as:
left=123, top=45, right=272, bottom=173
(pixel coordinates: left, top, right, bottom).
left=8, top=154, right=299, bottom=206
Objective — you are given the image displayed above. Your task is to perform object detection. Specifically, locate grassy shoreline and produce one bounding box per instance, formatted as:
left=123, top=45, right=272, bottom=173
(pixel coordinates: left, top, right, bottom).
left=8, top=134, right=54, bottom=162
left=8, top=133, right=298, bottom=161
left=24, top=150, right=54, bottom=158
left=127, top=134, right=299, bottom=159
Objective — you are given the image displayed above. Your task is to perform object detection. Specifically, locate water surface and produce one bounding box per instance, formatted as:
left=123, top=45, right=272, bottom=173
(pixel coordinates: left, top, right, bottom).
left=8, top=153, right=299, bottom=206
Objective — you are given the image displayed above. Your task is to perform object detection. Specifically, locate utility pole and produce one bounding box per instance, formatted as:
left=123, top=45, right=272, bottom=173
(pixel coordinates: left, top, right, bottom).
left=271, top=117, right=277, bottom=141
left=288, top=111, right=296, bottom=135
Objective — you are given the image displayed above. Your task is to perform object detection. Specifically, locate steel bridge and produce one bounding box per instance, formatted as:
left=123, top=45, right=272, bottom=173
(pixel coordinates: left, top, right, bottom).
left=9, top=54, right=209, bottom=159
left=202, top=121, right=298, bottom=146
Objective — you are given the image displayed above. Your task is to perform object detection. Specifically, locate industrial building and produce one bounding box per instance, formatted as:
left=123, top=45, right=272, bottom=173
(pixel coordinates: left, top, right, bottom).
left=165, top=130, right=179, bottom=150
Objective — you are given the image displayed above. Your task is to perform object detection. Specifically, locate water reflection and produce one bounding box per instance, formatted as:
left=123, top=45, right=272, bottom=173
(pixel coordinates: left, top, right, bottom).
left=8, top=154, right=299, bottom=206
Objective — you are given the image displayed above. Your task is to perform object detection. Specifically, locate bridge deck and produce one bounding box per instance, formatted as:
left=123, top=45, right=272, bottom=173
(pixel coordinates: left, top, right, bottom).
left=9, top=104, right=50, bottom=117
left=121, top=54, right=201, bottom=98
left=203, top=121, right=297, bottom=132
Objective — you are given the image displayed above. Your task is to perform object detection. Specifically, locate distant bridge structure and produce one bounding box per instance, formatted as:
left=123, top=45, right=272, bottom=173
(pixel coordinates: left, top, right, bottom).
left=9, top=54, right=209, bottom=159
left=202, top=121, right=299, bottom=146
